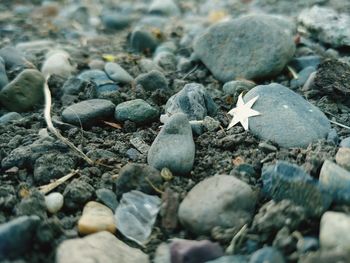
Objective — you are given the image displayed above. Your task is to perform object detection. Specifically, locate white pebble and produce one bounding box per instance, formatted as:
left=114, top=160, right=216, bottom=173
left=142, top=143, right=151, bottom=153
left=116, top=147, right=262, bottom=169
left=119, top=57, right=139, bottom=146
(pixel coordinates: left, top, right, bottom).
left=41, top=50, right=75, bottom=78
left=45, top=192, right=64, bottom=214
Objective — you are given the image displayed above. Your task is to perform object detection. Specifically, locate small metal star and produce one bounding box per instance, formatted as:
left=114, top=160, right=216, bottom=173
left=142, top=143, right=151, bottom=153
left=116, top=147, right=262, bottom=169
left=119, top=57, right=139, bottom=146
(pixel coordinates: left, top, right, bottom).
left=227, top=93, right=261, bottom=131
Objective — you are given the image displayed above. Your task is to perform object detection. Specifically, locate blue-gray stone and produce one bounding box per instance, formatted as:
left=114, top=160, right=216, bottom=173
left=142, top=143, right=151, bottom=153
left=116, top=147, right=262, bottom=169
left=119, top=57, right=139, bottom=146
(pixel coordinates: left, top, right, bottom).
left=78, top=69, right=115, bottom=87
left=101, top=13, right=133, bottom=30
left=0, top=57, right=8, bottom=90
left=290, top=66, right=316, bottom=89
left=0, top=216, right=40, bottom=260
left=249, top=247, right=285, bottom=263
left=206, top=255, right=249, bottom=263
left=62, top=77, right=87, bottom=95
left=223, top=80, right=255, bottom=96
left=135, top=70, right=168, bottom=91
left=104, top=62, right=133, bottom=84
left=319, top=160, right=350, bottom=204
left=148, top=0, right=180, bottom=16
left=163, top=83, right=217, bottom=122
left=262, top=161, right=332, bottom=216
left=0, top=112, right=22, bottom=125
left=130, top=27, right=159, bottom=53
left=340, top=137, right=350, bottom=148
left=297, top=236, right=319, bottom=253
left=0, top=46, right=34, bottom=71
left=62, top=99, right=115, bottom=127
left=96, top=188, right=119, bottom=211
left=290, top=56, right=321, bottom=71
left=115, top=99, right=158, bottom=124
left=148, top=113, right=195, bottom=175
left=193, top=15, right=295, bottom=82
left=244, top=83, right=331, bottom=148
left=327, top=128, right=339, bottom=145
left=126, top=148, right=140, bottom=161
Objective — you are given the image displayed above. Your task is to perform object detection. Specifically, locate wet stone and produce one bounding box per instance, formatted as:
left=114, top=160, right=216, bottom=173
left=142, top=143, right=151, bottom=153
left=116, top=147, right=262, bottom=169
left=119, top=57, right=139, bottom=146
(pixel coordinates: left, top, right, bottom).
left=78, top=201, right=116, bottom=235
left=101, top=12, right=133, bottom=30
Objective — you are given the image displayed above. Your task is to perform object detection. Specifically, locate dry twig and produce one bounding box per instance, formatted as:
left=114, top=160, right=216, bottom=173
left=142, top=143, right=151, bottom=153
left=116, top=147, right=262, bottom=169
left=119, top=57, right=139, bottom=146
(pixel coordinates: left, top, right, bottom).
left=38, top=169, right=79, bottom=194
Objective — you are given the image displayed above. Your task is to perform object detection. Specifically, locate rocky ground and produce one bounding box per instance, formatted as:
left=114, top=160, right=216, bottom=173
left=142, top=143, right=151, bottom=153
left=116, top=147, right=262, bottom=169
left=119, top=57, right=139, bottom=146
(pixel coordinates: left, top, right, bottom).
left=1, top=0, right=350, bottom=262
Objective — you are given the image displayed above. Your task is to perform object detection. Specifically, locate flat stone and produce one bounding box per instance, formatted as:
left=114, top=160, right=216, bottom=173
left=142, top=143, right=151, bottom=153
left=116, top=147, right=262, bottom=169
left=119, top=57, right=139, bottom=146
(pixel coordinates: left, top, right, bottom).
left=298, top=6, right=350, bottom=48
left=0, top=69, right=45, bottom=112
left=262, top=161, right=331, bottom=216
left=62, top=99, right=115, bottom=127
left=45, top=192, right=64, bottom=214
left=319, top=160, right=350, bottom=204
left=244, top=83, right=331, bottom=148
left=320, top=211, right=350, bottom=251
left=178, top=175, right=257, bottom=235
left=194, top=15, right=295, bottom=82
left=335, top=147, right=350, bottom=171
left=249, top=247, right=285, bottom=263
left=115, top=99, right=158, bottom=124
left=135, top=70, right=168, bottom=91
left=96, top=188, right=119, bottom=211
left=148, top=113, right=195, bottom=175
left=0, top=216, right=40, bottom=260
left=0, top=112, right=22, bottom=125
left=56, top=231, right=149, bottom=263
left=78, top=201, right=116, bottom=235
left=104, top=62, right=133, bottom=84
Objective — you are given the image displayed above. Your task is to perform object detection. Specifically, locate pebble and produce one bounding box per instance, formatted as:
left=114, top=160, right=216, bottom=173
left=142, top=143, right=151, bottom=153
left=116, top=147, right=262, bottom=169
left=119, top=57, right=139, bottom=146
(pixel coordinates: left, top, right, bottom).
left=115, top=190, right=161, bottom=245
left=115, top=163, right=163, bottom=199
left=0, top=46, right=34, bottom=72
left=41, top=50, right=75, bottom=78
left=319, top=211, right=350, bottom=251
left=78, top=69, right=117, bottom=95
left=104, top=62, right=133, bottom=84
left=33, top=153, right=75, bottom=183
left=326, top=128, right=339, bottom=145
left=170, top=239, right=223, bottom=263
left=262, top=161, right=331, bottom=216
left=148, top=113, right=195, bottom=175
left=62, top=77, right=87, bottom=95
left=148, top=0, right=180, bottom=16
left=161, top=187, right=179, bottom=231
left=202, top=116, right=221, bottom=132
left=0, top=216, right=40, bottom=260
left=96, top=188, right=119, bottom=211
left=0, top=69, right=45, bottom=112
left=223, top=80, right=256, bottom=97
left=101, top=13, right=133, bottom=30
left=86, top=149, right=117, bottom=162
left=0, top=57, right=8, bottom=90
left=45, top=192, right=64, bottom=214
left=135, top=70, right=168, bottom=91
left=139, top=58, right=163, bottom=73
left=319, top=160, right=350, bottom=204
left=62, top=99, right=115, bottom=127
left=335, top=147, right=350, bottom=171
left=298, top=6, right=350, bottom=48
left=290, top=66, right=316, bottom=89
left=56, top=231, right=149, bottom=263
left=153, top=51, right=177, bottom=71
left=114, top=99, right=158, bottom=124
left=244, top=83, right=331, bottom=148
left=249, top=247, right=285, bottom=263
left=289, top=56, right=321, bottom=71
left=78, top=201, right=116, bottom=235
left=340, top=137, right=350, bottom=148
left=0, top=112, right=22, bottom=125
left=130, top=27, right=159, bottom=53
left=162, top=83, right=217, bottom=123
left=63, top=179, right=94, bottom=210
left=15, top=190, right=47, bottom=219
left=206, top=256, right=249, bottom=263
left=193, top=14, right=295, bottom=82
left=178, top=175, right=257, bottom=235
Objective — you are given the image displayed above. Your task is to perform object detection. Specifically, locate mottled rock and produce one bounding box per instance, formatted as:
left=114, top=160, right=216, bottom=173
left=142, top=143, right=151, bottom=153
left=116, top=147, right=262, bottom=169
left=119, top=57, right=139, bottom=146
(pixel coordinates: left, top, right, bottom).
left=115, top=99, right=158, bottom=124
left=16, top=190, right=47, bottom=219
left=63, top=179, right=94, bottom=210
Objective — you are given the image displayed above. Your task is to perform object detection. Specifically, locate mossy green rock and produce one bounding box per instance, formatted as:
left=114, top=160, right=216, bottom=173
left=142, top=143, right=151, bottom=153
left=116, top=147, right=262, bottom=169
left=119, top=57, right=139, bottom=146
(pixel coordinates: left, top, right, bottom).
left=0, top=69, right=45, bottom=112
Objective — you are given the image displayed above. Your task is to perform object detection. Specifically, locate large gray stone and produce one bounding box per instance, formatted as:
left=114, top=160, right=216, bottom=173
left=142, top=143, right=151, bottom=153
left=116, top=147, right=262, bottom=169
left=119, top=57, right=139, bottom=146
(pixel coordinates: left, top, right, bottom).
left=62, top=99, right=115, bottom=127
left=244, top=83, right=330, bottom=148
left=148, top=113, right=195, bottom=175
left=56, top=231, right=149, bottom=263
left=178, top=175, right=257, bottom=235
left=193, top=15, right=295, bottom=82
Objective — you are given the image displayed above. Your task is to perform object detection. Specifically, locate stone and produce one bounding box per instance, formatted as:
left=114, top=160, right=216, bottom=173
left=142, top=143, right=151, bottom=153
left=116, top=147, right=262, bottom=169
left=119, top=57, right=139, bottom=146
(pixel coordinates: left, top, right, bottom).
left=45, top=192, right=64, bottom=214
left=41, top=50, right=75, bottom=78
left=139, top=58, right=163, bottom=73
left=62, top=77, right=87, bottom=95
left=130, top=27, right=159, bottom=53
left=335, top=147, right=350, bottom=171
left=161, top=187, right=179, bottom=231
left=262, top=161, right=331, bottom=216
left=56, top=231, right=149, bottom=263
left=297, top=237, right=319, bottom=253
left=162, top=83, right=217, bottom=123
left=148, top=113, right=195, bottom=175
left=170, top=239, right=223, bottom=263
left=154, top=243, right=171, bottom=263
left=0, top=57, right=8, bottom=90
left=319, top=211, right=350, bottom=251
left=0, top=69, right=45, bottom=112
left=104, top=62, right=133, bottom=84
left=340, top=137, right=350, bottom=148
left=206, top=256, right=249, bottom=263
left=244, top=83, right=331, bottom=148
left=101, top=13, right=133, bottom=30
left=326, top=128, right=339, bottom=145
left=289, top=56, right=321, bottom=72
left=115, top=163, right=163, bottom=199
left=0, top=46, right=34, bottom=71
left=249, top=247, right=285, bottom=263
left=153, top=51, right=177, bottom=71
left=290, top=66, right=316, bottom=89
left=319, top=160, right=350, bottom=204
left=86, top=149, right=117, bottom=162
left=34, top=153, right=75, bottom=183
left=193, top=15, right=295, bottom=82
left=15, top=190, right=47, bottom=219
left=78, top=201, right=116, bottom=235
left=0, top=216, right=40, bottom=260
left=135, top=70, right=168, bottom=91
left=0, top=112, right=22, bottom=125
left=63, top=179, right=94, bottom=210
left=96, top=188, right=119, bottom=211
left=62, top=99, right=115, bottom=127
left=298, top=6, right=350, bottom=48
left=115, top=99, right=158, bottom=124
left=148, top=0, right=180, bottom=16
left=178, top=175, right=257, bottom=235
left=223, top=80, right=256, bottom=97
left=115, top=190, right=161, bottom=245
left=78, top=69, right=118, bottom=95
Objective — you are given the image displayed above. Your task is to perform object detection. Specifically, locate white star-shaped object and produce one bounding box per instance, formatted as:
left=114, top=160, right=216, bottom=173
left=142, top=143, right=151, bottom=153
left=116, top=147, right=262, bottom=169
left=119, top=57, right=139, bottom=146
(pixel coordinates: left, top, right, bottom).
left=227, top=93, right=261, bottom=131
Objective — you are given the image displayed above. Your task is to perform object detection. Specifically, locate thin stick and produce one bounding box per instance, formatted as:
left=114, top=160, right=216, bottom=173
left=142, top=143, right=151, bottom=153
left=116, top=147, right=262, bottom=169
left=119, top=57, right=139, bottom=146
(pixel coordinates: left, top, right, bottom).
left=226, top=224, right=248, bottom=254
left=330, top=120, right=350, bottom=130
left=182, top=64, right=199, bottom=80
left=287, top=66, right=298, bottom=79
left=38, top=169, right=79, bottom=194
left=43, top=75, right=94, bottom=165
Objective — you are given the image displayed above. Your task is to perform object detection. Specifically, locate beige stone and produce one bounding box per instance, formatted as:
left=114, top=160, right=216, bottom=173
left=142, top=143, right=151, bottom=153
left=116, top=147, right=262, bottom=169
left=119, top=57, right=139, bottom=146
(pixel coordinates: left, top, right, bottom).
left=78, top=201, right=116, bottom=235
left=335, top=147, right=350, bottom=171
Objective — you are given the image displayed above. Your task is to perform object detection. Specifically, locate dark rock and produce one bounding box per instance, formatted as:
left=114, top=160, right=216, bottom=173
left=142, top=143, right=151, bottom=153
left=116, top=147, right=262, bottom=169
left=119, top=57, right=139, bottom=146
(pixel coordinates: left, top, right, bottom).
left=126, top=148, right=140, bottom=161
left=114, top=99, right=158, bottom=124
left=101, top=13, right=133, bottom=30
left=96, top=188, right=119, bottom=211
left=135, top=70, right=168, bottom=91
left=104, top=62, right=133, bottom=84
left=340, top=137, right=350, bottom=148
left=16, top=190, right=47, bottom=219
left=86, top=149, right=117, bottom=162
left=130, top=27, right=159, bottom=53
left=62, top=77, right=88, bottom=95
left=63, top=179, right=94, bottom=210
left=290, top=66, right=316, bottom=89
